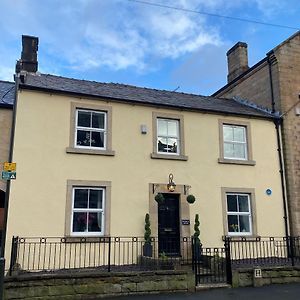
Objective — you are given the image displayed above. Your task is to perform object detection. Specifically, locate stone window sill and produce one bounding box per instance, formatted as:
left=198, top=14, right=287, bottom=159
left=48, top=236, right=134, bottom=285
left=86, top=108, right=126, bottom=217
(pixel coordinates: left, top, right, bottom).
left=223, top=235, right=260, bottom=241
left=218, top=158, right=256, bottom=166
left=66, top=147, right=115, bottom=156
left=151, top=153, right=188, bottom=161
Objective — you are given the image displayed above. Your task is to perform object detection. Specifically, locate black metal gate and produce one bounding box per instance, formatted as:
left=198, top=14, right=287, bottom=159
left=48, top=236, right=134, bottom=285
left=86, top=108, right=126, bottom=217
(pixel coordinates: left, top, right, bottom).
left=192, top=238, right=232, bottom=285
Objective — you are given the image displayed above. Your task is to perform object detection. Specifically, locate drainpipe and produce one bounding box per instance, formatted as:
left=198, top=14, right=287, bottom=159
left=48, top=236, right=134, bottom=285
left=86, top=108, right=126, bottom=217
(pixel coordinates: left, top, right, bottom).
left=0, top=71, right=20, bottom=299
left=267, top=52, right=290, bottom=238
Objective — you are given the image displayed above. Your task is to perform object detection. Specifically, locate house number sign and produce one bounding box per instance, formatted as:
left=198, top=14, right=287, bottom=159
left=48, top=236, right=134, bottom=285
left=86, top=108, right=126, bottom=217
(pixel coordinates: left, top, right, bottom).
left=181, top=219, right=190, bottom=225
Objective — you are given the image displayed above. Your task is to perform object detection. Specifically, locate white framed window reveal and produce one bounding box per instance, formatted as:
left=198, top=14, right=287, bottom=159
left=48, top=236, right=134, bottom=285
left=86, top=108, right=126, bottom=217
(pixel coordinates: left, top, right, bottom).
left=157, top=118, right=180, bottom=155
left=223, top=124, right=247, bottom=160
left=75, top=109, right=107, bottom=149
left=226, top=193, right=252, bottom=236
left=71, top=187, right=105, bottom=236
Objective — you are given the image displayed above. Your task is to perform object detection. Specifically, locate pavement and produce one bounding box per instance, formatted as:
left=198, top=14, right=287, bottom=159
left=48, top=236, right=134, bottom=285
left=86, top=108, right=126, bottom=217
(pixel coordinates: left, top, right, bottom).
left=101, top=283, right=300, bottom=300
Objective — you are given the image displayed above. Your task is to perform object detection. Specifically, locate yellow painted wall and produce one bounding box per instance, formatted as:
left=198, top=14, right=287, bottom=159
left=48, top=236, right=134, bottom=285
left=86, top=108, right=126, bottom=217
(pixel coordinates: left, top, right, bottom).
left=6, top=89, right=285, bottom=258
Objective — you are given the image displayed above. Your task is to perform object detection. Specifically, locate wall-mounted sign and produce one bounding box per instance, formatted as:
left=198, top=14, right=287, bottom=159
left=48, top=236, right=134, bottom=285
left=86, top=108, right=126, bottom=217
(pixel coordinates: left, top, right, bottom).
left=1, top=171, right=16, bottom=180
left=181, top=219, right=190, bottom=225
left=266, top=189, right=272, bottom=196
left=3, top=162, right=16, bottom=172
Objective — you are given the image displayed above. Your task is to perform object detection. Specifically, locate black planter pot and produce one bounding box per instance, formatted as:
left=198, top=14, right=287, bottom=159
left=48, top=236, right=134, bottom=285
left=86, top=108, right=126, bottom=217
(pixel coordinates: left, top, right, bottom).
left=143, top=243, right=153, bottom=257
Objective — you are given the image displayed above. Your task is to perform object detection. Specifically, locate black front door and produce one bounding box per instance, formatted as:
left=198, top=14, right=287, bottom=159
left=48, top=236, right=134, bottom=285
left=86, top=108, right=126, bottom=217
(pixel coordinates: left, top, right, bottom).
left=158, top=193, right=180, bottom=256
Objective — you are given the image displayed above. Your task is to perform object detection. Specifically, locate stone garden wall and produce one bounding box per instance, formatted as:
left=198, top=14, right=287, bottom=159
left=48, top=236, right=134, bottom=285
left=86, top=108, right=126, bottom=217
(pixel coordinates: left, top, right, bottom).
left=4, top=270, right=195, bottom=300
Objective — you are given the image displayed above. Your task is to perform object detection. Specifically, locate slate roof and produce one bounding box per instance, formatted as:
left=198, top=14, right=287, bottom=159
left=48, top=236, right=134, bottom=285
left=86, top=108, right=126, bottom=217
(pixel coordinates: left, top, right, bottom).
left=0, top=80, right=15, bottom=106
left=20, top=73, right=275, bottom=119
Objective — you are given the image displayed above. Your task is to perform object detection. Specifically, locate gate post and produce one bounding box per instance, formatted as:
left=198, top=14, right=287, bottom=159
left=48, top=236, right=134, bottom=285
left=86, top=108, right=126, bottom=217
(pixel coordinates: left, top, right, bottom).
left=224, top=237, right=232, bottom=285
left=9, top=236, right=19, bottom=276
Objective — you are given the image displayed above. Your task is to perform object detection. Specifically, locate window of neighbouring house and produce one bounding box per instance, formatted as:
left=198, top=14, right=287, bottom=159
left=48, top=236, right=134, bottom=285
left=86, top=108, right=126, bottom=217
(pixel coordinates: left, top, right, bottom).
left=226, top=193, right=252, bottom=236
left=151, top=112, right=188, bottom=161
left=76, top=109, right=106, bottom=149
left=157, top=118, right=180, bottom=154
left=71, top=187, right=105, bottom=236
left=223, top=124, right=247, bottom=160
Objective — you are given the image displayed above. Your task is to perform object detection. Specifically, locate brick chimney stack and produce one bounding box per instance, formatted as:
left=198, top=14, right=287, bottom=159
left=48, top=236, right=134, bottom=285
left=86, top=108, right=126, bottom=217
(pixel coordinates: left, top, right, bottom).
left=16, top=35, right=39, bottom=74
left=227, top=42, right=249, bottom=83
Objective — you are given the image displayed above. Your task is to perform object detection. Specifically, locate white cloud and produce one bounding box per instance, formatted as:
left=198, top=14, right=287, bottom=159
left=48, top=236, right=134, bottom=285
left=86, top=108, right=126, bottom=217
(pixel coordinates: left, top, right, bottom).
left=0, top=0, right=292, bottom=78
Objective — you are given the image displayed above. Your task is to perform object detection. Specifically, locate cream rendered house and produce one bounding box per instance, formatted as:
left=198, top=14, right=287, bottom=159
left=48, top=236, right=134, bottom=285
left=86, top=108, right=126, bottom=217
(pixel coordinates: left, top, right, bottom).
left=4, top=37, right=287, bottom=261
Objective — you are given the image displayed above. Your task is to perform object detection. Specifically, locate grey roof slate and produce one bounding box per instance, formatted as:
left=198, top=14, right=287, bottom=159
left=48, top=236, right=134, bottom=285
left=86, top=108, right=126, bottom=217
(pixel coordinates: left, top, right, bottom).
left=21, top=73, right=275, bottom=119
left=0, top=80, right=15, bottom=106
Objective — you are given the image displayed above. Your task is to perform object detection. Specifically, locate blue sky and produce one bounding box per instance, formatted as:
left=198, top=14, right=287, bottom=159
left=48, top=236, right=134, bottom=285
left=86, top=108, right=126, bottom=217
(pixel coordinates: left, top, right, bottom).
left=0, top=0, right=299, bottom=95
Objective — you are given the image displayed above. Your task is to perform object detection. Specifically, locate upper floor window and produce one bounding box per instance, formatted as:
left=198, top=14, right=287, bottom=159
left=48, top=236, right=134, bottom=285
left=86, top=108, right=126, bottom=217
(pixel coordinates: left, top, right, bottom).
left=157, top=118, right=180, bottom=154
left=223, top=124, right=247, bottom=160
left=218, top=119, right=255, bottom=166
left=66, top=102, right=115, bottom=156
left=151, top=112, right=188, bottom=161
left=76, top=109, right=106, bottom=149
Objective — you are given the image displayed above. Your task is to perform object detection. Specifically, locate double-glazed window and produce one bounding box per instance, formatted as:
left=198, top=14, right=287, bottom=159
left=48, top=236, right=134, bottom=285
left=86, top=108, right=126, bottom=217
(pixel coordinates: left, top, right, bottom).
left=157, top=118, right=180, bottom=154
left=226, top=193, right=252, bottom=235
left=219, top=120, right=255, bottom=165
left=223, top=125, right=247, bottom=160
left=76, top=110, right=106, bottom=149
left=71, top=187, right=105, bottom=236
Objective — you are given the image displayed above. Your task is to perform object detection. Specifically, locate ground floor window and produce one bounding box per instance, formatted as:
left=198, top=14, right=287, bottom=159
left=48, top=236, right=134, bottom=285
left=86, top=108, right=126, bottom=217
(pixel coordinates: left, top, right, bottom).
left=226, top=193, right=252, bottom=236
left=71, top=187, right=105, bottom=236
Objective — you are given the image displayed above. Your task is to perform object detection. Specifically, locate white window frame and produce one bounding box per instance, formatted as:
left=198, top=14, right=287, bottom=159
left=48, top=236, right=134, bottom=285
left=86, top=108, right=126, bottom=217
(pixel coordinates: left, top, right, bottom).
left=223, top=124, right=248, bottom=160
left=75, top=109, right=107, bottom=150
left=71, top=187, right=105, bottom=237
left=226, top=193, right=252, bottom=236
left=156, top=118, right=180, bottom=155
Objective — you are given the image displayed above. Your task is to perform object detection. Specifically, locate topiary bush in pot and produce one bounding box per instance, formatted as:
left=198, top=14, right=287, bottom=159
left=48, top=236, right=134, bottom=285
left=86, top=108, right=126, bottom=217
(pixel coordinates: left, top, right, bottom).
left=143, top=213, right=153, bottom=257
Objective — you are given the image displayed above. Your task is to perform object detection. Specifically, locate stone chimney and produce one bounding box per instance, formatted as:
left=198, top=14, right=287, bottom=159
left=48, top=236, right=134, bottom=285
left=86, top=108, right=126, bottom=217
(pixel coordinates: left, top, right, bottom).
left=227, top=42, right=249, bottom=83
left=16, top=35, right=39, bottom=74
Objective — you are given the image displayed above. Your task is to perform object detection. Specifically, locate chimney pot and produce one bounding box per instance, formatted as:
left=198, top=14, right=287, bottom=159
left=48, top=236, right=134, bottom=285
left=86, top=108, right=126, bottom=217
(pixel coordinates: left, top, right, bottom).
left=227, top=42, right=249, bottom=83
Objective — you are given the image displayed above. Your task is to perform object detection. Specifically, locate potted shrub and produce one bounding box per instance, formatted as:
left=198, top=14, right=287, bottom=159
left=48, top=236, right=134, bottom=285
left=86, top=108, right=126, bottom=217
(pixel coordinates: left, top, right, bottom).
left=143, top=213, right=153, bottom=257
left=187, top=194, right=196, bottom=204
left=155, top=193, right=165, bottom=205
left=193, top=214, right=202, bottom=262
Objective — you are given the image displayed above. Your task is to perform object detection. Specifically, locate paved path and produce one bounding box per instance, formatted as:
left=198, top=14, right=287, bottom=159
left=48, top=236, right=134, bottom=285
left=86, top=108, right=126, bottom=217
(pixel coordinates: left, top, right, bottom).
left=101, top=283, right=300, bottom=300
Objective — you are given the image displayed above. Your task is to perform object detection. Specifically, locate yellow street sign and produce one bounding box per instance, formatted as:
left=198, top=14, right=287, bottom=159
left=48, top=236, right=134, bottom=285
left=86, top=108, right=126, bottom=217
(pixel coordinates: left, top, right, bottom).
left=3, top=162, right=16, bottom=172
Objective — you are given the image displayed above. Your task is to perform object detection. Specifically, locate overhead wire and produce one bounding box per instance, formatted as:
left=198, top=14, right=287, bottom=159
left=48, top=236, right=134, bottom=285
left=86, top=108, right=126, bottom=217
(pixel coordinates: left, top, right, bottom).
left=127, top=0, right=300, bottom=30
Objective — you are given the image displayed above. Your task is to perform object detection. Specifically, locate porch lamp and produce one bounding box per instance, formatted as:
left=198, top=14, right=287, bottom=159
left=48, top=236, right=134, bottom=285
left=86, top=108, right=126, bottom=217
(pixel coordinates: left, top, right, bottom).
left=167, top=173, right=176, bottom=192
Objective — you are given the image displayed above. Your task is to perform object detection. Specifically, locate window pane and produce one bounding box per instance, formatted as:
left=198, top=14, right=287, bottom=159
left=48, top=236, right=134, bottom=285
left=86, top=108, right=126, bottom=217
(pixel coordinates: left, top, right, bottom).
left=77, top=130, right=91, bottom=147
left=89, top=189, right=103, bottom=209
left=224, top=143, right=234, bottom=158
left=158, top=137, right=167, bottom=152
left=227, top=195, right=237, bottom=212
left=157, top=119, right=167, bottom=136
left=167, top=138, right=178, bottom=153
left=77, top=111, right=91, bottom=127
left=73, top=212, right=87, bottom=232
left=233, top=144, right=246, bottom=159
left=228, top=215, right=239, bottom=232
left=168, top=120, right=178, bottom=136
left=234, top=127, right=245, bottom=142
left=74, top=189, right=88, bottom=208
left=238, top=195, right=249, bottom=212
left=239, top=215, right=250, bottom=233
left=223, top=126, right=234, bottom=141
left=92, top=112, right=105, bottom=129
left=91, top=132, right=104, bottom=148
left=88, top=212, right=102, bottom=232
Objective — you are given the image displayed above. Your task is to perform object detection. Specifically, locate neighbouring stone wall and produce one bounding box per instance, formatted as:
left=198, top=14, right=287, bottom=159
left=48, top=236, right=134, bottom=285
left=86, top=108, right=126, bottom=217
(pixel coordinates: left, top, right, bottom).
left=232, top=266, right=300, bottom=288
left=4, top=270, right=195, bottom=300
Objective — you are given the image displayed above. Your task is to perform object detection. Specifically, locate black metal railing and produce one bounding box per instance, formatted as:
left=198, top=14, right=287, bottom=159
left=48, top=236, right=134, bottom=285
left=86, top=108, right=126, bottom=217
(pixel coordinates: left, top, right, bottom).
left=9, top=236, right=193, bottom=274
left=228, top=236, right=300, bottom=269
